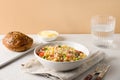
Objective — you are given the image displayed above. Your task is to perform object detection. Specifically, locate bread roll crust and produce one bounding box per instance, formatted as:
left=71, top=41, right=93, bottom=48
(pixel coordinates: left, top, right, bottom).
left=2, top=31, right=33, bottom=52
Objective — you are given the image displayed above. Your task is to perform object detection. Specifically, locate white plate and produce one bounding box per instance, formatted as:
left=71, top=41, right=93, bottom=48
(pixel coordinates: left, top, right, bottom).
left=0, top=41, right=38, bottom=68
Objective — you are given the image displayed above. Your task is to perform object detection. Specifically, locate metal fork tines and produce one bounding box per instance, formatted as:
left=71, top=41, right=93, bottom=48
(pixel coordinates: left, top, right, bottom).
left=83, top=62, right=110, bottom=80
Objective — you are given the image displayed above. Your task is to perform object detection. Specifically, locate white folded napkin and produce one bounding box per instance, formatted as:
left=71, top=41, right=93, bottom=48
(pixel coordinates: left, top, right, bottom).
left=21, top=51, right=105, bottom=80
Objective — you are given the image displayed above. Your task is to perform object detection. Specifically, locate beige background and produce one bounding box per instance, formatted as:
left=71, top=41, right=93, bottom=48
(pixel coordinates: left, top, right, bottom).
left=0, top=0, right=120, bottom=34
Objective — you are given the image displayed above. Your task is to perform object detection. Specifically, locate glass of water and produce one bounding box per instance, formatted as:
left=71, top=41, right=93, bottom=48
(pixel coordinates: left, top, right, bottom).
left=91, top=15, right=116, bottom=48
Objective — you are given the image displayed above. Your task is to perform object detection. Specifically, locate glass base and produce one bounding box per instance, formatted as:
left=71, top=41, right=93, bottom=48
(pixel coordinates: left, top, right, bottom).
left=93, top=39, right=113, bottom=49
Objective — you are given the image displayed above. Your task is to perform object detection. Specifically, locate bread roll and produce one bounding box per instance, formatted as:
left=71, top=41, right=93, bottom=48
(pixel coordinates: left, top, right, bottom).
left=2, top=31, right=33, bottom=52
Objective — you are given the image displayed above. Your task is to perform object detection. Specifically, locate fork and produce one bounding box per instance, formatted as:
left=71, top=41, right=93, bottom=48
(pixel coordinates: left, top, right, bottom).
left=83, top=62, right=110, bottom=80
left=95, top=65, right=110, bottom=80
left=29, top=73, right=63, bottom=80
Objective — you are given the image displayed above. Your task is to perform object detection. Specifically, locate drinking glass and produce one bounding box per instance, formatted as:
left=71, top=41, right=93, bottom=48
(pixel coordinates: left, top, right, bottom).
left=91, top=15, right=116, bottom=48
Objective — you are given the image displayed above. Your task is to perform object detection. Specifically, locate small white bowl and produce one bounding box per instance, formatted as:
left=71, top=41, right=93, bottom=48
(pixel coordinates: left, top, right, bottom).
left=38, top=30, right=59, bottom=42
left=34, top=41, right=89, bottom=71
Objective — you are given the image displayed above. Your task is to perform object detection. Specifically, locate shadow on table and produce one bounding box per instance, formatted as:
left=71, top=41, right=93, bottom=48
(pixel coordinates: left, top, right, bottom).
left=56, top=36, right=65, bottom=41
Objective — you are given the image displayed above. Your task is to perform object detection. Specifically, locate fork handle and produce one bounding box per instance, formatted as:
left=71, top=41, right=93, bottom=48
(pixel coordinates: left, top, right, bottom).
left=83, top=74, right=93, bottom=80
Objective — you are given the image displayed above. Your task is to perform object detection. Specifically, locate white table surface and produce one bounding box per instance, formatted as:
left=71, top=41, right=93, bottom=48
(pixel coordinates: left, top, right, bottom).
left=0, top=34, right=120, bottom=80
